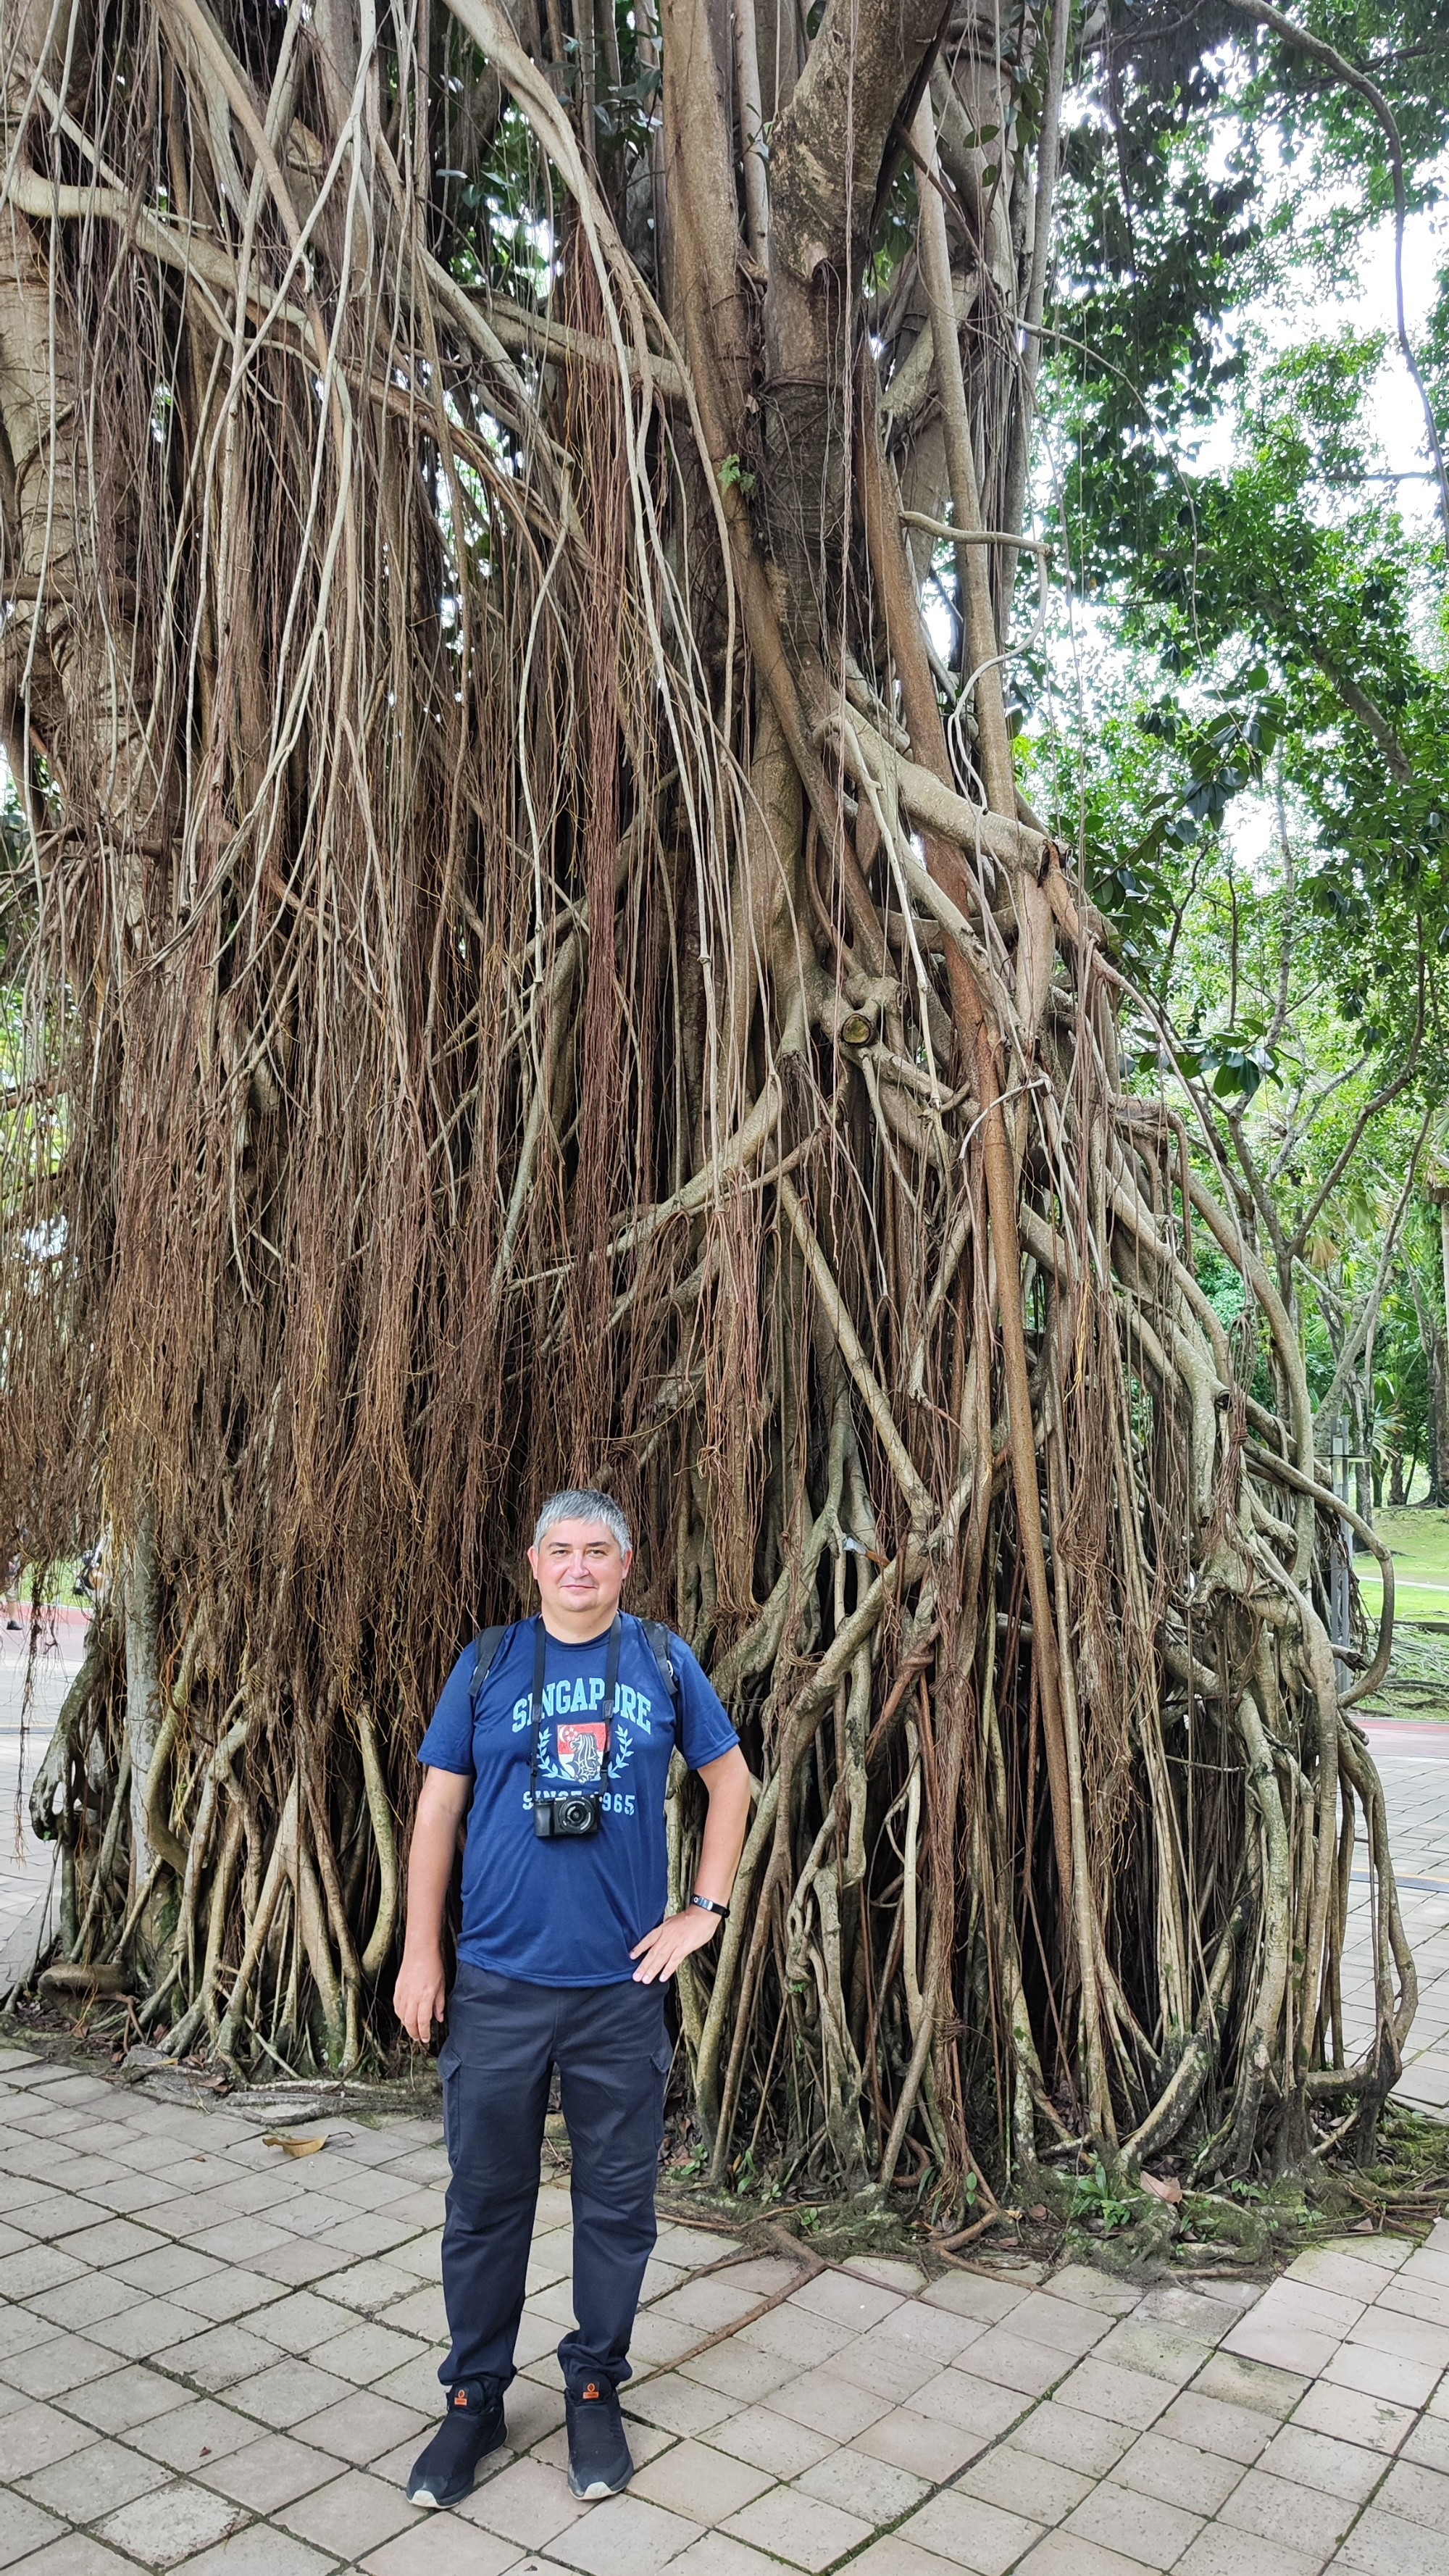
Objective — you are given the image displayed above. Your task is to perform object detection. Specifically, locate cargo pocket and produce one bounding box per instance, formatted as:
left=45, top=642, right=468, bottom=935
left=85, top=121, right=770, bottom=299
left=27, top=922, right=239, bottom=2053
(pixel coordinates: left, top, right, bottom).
left=438, top=2033, right=462, bottom=2169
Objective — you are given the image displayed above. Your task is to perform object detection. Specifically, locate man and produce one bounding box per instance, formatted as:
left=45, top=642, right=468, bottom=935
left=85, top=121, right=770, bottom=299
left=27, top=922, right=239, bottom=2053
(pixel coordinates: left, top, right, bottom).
left=394, top=1488, right=751, bottom=2510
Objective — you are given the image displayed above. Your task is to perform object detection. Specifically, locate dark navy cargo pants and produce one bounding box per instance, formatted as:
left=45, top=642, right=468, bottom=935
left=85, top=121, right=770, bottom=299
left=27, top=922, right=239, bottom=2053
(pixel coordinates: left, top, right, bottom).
left=437, top=1963, right=672, bottom=2397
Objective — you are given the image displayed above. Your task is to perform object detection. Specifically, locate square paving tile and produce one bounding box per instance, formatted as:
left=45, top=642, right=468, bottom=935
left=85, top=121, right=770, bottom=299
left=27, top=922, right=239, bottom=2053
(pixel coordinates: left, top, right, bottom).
left=1218, top=2465, right=1358, bottom=2559
left=170, top=2325, right=282, bottom=2393
left=3, top=2398, right=101, bottom=2477
left=92, top=2477, right=250, bottom=2567
left=1111, top=2428, right=1246, bottom=2516
left=796, top=2448, right=928, bottom=2525
left=359, top=2520, right=525, bottom=2575
left=1347, top=2310, right=1449, bottom=2375
left=732, top=2305, right=853, bottom=2368
left=630, top=2440, right=774, bottom=2524
left=83, top=2297, right=207, bottom=2364
left=1335, top=2504, right=1449, bottom=2573
left=304, top=2385, right=430, bottom=2465
left=0, top=2538, right=139, bottom=2575
left=1192, top=2353, right=1308, bottom=2420
left=893, top=2490, right=1045, bottom=2576
left=0, top=2241, right=84, bottom=2298
left=1053, top=2359, right=1174, bottom=2433
left=1291, top=2377, right=1415, bottom=2455
left=462, top=2454, right=590, bottom=2546
left=702, top=2403, right=837, bottom=2478
left=957, top=2444, right=1092, bottom=2527
left=0, top=2334, right=120, bottom=2401
left=167, top=2269, right=288, bottom=2325
left=667, top=2534, right=790, bottom=2576
left=623, top=2377, right=741, bottom=2439
left=1377, top=2460, right=1449, bottom=2535
left=20, top=2433, right=170, bottom=2521
left=865, top=2306, right=987, bottom=2369
left=123, top=2395, right=262, bottom=2473
left=1008, top=2399, right=1134, bottom=2481
left=278, top=2465, right=416, bottom=2556
left=326, top=2258, right=427, bottom=2317
left=194, top=2430, right=343, bottom=2512
left=651, top=2279, right=773, bottom=2335
left=1061, top=2477, right=1203, bottom=2569
left=166, top=2526, right=335, bottom=2575
left=224, top=2356, right=356, bottom=2428
left=553, top=2493, right=705, bottom=2576
left=311, top=2319, right=430, bottom=2385
left=107, top=2243, right=219, bottom=2298
left=1093, top=2321, right=1215, bottom=2389
left=57, top=2217, right=170, bottom=2270
left=761, top=2365, right=895, bottom=2440
left=788, top=2273, right=905, bottom=2334
left=1324, top=2338, right=1443, bottom=2411
left=1259, top=2421, right=1387, bottom=2501
left=909, top=2370, right=1032, bottom=2443
left=950, top=2328, right=1064, bottom=2400
left=851, top=2406, right=983, bottom=2483
left=682, top=2344, right=795, bottom=2404
left=1406, top=2418, right=1449, bottom=2476
left=723, top=2488, right=871, bottom=2572
left=817, top=2333, right=942, bottom=2407
left=1174, top=2530, right=1323, bottom=2576
left=919, top=2275, right=1028, bottom=2327
left=27, top=2275, right=144, bottom=2333
left=241, top=2289, right=352, bottom=2355
left=1003, top=2295, right=1111, bottom=2362
left=1014, top=2539, right=1152, bottom=2576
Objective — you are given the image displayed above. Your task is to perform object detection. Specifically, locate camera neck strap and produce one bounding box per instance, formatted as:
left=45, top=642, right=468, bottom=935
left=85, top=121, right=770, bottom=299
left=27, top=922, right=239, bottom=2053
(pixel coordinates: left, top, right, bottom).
left=529, top=1613, right=621, bottom=1794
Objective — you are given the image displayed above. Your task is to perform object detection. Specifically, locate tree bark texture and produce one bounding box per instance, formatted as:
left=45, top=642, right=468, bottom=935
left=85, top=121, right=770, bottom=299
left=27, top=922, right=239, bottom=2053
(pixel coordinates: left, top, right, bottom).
left=0, top=0, right=1413, bottom=2198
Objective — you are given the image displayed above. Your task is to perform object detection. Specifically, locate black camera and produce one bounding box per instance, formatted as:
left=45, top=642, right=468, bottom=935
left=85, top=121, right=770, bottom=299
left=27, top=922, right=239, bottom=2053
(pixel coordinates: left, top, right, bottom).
left=534, top=1791, right=603, bottom=1839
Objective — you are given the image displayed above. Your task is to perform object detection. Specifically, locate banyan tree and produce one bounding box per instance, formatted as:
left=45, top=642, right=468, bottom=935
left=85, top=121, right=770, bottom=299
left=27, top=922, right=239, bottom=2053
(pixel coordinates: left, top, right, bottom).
left=0, top=0, right=1416, bottom=2204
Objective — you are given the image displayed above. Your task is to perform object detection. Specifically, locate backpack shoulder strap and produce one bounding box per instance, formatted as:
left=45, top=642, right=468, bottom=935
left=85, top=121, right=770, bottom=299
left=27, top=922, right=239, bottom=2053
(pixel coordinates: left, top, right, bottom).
left=638, top=1617, right=681, bottom=1717
left=469, top=1622, right=513, bottom=1719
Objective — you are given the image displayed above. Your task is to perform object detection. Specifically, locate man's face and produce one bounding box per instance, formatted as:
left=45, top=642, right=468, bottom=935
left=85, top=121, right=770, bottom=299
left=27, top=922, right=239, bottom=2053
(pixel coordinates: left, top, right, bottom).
left=527, top=1520, right=632, bottom=1631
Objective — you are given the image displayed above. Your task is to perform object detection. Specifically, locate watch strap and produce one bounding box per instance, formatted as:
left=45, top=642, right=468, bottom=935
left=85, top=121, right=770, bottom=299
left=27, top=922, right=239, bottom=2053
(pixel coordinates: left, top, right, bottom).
left=689, top=1893, right=729, bottom=1918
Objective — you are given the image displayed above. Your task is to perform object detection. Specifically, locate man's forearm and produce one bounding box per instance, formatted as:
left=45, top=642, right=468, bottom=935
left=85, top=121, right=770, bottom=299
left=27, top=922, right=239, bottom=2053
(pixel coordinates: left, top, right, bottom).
left=694, top=1767, right=750, bottom=1905
left=402, top=1809, right=459, bottom=1959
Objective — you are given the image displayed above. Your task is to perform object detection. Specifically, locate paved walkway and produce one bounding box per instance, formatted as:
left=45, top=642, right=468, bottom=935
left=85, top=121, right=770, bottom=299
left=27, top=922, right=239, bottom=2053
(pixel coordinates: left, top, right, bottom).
left=4, top=1638, right=1449, bottom=2572
left=1, top=2046, right=1449, bottom=2575
left=1342, top=1722, right=1449, bottom=2119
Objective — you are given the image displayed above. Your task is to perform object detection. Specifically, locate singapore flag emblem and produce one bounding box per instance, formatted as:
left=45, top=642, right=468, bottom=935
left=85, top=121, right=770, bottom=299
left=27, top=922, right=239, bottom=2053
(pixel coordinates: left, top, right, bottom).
left=556, top=1723, right=606, bottom=1783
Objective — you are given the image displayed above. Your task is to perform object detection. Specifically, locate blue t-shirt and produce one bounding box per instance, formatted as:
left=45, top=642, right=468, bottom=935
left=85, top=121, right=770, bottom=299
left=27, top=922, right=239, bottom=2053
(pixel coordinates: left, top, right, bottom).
left=417, top=1614, right=740, bottom=1986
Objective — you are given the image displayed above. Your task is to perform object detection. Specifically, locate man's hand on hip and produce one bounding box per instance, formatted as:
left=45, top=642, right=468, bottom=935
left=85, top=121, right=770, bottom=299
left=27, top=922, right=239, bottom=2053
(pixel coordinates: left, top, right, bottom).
left=394, top=1949, right=448, bottom=2046
left=630, top=1906, right=722, bottom=1984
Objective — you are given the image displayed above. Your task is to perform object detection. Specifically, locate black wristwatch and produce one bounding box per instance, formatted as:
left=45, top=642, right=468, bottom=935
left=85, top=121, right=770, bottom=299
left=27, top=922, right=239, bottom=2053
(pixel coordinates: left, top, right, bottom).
left=689, top=1893, right=729, bottom=1919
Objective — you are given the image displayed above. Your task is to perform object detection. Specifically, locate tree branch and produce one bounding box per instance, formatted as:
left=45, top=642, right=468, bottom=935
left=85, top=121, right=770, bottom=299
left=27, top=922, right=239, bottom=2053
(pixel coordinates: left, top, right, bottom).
left=1223, top=0, right=1449, bottom=551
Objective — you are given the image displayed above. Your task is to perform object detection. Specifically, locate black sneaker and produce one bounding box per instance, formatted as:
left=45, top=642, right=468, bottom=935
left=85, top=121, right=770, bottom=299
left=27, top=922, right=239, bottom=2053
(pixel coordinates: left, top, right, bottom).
left=407, top=2378, right=506, bottom=2506
left=566, top=2380, right=633, bottom=2498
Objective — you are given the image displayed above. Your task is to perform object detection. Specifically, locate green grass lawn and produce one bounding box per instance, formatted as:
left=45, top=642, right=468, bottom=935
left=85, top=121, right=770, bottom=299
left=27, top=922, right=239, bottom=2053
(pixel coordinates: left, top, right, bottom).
left=1356, top=1506, right=1449, bottom=1718
left=8, top=1559, right=88, bottom=1612
left=1358, top=1504, right=1449, bottom=1620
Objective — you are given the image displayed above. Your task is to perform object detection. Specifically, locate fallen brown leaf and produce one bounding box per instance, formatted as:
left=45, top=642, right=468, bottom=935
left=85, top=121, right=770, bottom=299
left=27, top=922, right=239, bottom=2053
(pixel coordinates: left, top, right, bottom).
left=1139, top=2170, right=1183, bottom=2204
left=262, top=2133, right=328, bottom=2157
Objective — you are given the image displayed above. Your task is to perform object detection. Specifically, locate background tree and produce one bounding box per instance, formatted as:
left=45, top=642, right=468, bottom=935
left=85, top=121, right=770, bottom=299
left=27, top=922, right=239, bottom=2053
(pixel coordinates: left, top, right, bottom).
left=0, top=0, right=1433, bottom=2204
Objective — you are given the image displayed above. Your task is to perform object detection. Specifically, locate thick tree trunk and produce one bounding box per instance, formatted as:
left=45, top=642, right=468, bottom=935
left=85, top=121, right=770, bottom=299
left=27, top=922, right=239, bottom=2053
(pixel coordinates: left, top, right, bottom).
left=0, top=0, right=1413, bottom=2190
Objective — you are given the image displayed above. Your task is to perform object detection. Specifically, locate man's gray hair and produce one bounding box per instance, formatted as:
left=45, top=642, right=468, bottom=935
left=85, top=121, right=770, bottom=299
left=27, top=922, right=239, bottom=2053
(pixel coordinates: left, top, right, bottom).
left=533, top=1488, right=633, bottom=1556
